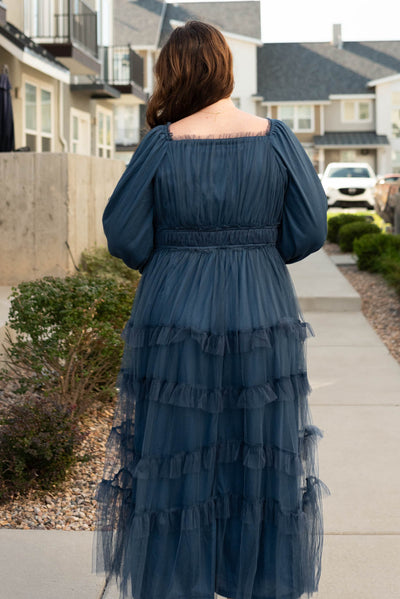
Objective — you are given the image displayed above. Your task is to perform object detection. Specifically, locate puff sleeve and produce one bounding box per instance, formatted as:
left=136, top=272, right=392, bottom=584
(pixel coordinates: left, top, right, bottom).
left=270, top=119, right=328, bottom=264
left=102, top=125, right=168, bottom=273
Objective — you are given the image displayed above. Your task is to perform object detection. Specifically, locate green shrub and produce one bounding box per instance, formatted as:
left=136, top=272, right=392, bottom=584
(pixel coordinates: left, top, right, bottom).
left=0, top=274, right=135, bottom=414
left=338, top=221, right=382, bottom=252
left=0, top=397, right=84, bottom=502
left=79, top=246, right=141, bottom=285
left=327, top=213, right=372, bottom=243
left=378, top=254, right=400, bottom=296
left=353, top=233, right=400, bottom=271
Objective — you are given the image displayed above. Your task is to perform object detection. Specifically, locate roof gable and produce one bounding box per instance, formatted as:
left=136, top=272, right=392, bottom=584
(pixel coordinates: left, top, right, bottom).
left=257, top=40, right=400, bottom=101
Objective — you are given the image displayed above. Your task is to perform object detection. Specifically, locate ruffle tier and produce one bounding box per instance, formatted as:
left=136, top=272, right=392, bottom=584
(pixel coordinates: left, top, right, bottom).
left=122, top=316, right=315, bottom=356
left=93, top=316, right=330, bottom=599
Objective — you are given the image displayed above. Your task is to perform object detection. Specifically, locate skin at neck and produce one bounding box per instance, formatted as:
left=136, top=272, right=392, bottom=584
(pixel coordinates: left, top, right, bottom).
left=168, top=96, right=270, bottom=138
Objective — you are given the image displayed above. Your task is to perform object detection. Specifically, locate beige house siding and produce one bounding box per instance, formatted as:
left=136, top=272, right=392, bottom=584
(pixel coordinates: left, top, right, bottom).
left=324, top=98, right=375, bottom=131
left=0, top=47, right=64, bottom=151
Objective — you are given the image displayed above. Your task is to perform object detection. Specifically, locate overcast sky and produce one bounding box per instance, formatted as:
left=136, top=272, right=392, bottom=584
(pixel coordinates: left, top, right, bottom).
left=167, top=0, right=400, bottom=44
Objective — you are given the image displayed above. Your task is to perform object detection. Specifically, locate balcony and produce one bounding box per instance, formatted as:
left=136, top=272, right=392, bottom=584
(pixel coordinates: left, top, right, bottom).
left=27, top=0, right=100, bottom=75
left=99, top=46, right=147, bottom=101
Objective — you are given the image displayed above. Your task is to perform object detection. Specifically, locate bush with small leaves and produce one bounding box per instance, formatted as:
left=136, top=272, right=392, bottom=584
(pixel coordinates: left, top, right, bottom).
left=327, top=213, right=372, bottom=243
left=79, top=246, right=141, bottom=285
left=0, top=397, right=85, bottom=502
left=353, top=233, right=400, bottom=271
left=338, top=221, right=382, bottom=252
left=0, top=274, right=135, bottom=414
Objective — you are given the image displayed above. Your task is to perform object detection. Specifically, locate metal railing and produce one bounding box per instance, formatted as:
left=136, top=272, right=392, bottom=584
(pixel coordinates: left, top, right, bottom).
left=29, top=0, right=98, bottom=57
left=99, top=46, right=144, bottom=87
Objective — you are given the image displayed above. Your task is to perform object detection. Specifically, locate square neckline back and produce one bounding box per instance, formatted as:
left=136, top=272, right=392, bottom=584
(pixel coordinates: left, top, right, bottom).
left=166, top=117, right=273, bottom=142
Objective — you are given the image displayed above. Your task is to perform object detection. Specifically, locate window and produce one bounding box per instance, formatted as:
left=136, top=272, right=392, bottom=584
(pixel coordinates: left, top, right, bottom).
left=391, top=93, right=400, bottom=138
left=114, top=105, right=140, bottom=145
left=326, top=165, right=373, bottom=178
left=24, top=80, right=53, bottom=151
left=342, top=100, right=372, bottom=123
left=97, top=107, right=113, bottom=158
left=277, top=105, right=314, bottom=131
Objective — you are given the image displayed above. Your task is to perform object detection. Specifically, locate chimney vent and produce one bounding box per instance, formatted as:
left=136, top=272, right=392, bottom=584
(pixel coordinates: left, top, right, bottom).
left=332, top=24, right=343, bottom=49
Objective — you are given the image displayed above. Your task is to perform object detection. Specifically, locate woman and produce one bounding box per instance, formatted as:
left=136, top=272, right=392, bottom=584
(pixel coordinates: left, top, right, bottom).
left=93, top=20, right=330, bottom=599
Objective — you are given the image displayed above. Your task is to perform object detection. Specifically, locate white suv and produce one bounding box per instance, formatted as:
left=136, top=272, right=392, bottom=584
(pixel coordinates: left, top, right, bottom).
left=321, top=162, right=377, bottom=209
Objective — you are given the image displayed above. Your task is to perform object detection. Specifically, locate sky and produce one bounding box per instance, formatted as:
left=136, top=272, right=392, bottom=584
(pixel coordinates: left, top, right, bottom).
left=167, top=0, right=400, bottom=44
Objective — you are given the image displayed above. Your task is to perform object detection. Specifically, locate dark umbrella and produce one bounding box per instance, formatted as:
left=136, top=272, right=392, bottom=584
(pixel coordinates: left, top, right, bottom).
left=0, top=65, right=15, bottom=152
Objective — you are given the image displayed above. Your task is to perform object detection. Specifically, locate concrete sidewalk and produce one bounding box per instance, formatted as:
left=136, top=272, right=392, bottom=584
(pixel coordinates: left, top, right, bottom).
left=1, top=248, right=400, bottom=598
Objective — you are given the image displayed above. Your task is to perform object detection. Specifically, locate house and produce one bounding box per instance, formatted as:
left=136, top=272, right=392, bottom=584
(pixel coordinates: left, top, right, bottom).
left=113, top=0, right=262, bottom=161
left=256, top=24, right=400, bottom=175
left=0, top=0, right=146, bottom=158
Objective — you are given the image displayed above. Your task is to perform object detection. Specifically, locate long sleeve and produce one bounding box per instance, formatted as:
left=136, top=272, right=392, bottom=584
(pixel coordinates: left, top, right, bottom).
left=102, top=126, right=168, bottom=273
left=270, top=119, right=328, bottom=264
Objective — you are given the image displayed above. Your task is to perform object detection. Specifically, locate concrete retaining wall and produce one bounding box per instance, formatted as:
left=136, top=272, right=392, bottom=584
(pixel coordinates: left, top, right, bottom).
left=0, top=153, right=124, bottom=285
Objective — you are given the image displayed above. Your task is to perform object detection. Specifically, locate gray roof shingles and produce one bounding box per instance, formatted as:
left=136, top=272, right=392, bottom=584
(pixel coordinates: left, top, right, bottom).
left=314, top=131, right=389, bottom=146
left=159, top=1, right=261, bottom=47
left=257, top=41, right=400, bottom=101
left=114, top=0, right=165, bottom=47
left=114, top=0, right=261, bottom=48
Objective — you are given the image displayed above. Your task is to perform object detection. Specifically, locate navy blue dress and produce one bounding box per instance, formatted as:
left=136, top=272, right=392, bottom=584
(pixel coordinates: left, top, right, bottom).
left=93, top=118, right=331, bottom=599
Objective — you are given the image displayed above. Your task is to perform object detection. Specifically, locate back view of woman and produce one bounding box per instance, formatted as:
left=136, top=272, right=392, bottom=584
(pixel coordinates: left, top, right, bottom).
left=93, top=20, right=331, bottom=599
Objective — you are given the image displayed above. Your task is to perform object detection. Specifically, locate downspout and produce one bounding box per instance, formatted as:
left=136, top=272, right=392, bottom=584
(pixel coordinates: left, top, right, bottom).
left=58, top=80, right=68, bottom=152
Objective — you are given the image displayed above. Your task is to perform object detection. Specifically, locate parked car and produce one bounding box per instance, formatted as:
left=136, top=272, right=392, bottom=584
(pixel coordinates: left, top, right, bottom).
left=321, top=162, right=377, bottom=209
left=373, top=174, right=400, bottom=219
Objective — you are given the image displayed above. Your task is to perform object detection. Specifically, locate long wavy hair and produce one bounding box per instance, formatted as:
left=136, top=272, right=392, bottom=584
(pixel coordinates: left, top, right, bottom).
left=146, top=20, right=234, bottom=128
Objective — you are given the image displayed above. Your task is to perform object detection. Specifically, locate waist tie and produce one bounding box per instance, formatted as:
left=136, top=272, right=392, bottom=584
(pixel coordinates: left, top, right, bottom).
left=155, top=225, right=279, bottom=249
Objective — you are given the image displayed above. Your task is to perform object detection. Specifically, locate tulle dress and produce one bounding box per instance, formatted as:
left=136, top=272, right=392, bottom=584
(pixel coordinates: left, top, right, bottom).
left=93, top=117, right=331, bottom=599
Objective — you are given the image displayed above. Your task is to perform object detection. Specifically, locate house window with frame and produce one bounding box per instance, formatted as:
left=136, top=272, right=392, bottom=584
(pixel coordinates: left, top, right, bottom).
left=24, top=81, right=53, bottom=151
left=342, top=100, right=371, bottom=123
left=97, top=108, right=113, bottom=158
left=391, top=92, right=400, bottom=138
left=278, top=105, right=313, bottom=131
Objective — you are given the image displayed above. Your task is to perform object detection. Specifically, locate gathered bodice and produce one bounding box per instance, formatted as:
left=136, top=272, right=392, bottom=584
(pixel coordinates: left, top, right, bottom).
left=102, top=118, right=328, bottom=272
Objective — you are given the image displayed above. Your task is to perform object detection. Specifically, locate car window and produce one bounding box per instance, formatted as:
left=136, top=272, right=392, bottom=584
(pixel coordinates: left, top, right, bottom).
left=385, top=176, right=400, bottom=182
left=327, top=166, right=372, bottom=178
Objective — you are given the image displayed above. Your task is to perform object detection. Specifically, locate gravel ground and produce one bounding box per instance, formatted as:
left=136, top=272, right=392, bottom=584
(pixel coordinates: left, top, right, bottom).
left=0, top=379, right=115, bottom=530
left=1, top=240, right=399, bottom=529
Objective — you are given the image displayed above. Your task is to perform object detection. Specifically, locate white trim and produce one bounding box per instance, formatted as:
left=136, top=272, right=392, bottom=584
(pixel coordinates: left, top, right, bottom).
left=330, top=93, right=375, bottom=100
left=130, top=44, right=159, bottom=51
left=368, top=73, right=400, bottom=87
left=96, top=105, right=114, bottom=159
left=320, top=104, right=325, bottom=136
left=0, top=33, right=70, bottom=84
left=155, top=1, right=168, bottom=48
left=261, top=100, right=331, bottom=106
left=340, top=99, right=372, bottom=124
left=70, top=107, right=91, bottom=155
left=168, top=18, right=263, bottom=45
left=22, top=74, right=55, bottom=152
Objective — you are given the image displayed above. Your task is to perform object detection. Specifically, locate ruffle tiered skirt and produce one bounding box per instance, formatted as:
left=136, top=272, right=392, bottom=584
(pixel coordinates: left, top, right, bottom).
left=93, top=304, right=330, bottom=599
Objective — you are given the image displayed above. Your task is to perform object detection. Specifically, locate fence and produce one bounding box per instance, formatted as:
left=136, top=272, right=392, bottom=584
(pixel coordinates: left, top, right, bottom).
left=0, top=152, right=124, bottom=285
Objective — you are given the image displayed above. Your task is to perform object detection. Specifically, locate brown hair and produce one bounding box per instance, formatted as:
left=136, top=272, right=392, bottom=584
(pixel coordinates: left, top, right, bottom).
left=146, top=20, right=234, bottom=128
